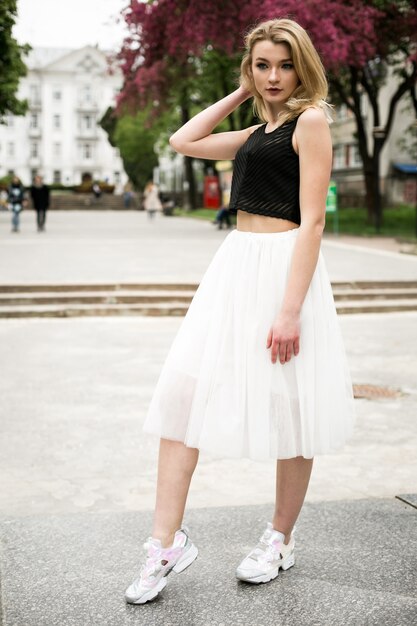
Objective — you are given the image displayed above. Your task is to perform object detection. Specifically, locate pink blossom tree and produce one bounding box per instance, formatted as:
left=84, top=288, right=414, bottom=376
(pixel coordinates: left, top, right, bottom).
left=118, top=0, right=417, bottom=224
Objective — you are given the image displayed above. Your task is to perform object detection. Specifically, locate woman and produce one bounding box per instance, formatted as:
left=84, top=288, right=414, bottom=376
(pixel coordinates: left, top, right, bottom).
left=143, top=180, right=162, bottom=219
left=125, top=18, right=355, bottom=604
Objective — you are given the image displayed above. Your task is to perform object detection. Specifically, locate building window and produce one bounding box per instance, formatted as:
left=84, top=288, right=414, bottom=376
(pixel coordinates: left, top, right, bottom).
left=6, top=115, right=14, bottom=127
left=52, top=87, right=62, bottom=101
left=333, top=143, right=362, bottom=169
left=29, top=84, right=40, bottom=103
left=7, top=142, right=14, bottom=157
left=30, top=113, right=38, bottom=129
left=83, top=85, right=92, bottom=102
left=351, top=144, right=362, bottom=167
left=114, top=171, right=121, bottom=183
left=333, top=145, right=345, bottom=169
left=53, top=143, right=61, bottom=157
left=53, top=114, right=61, bottom=129
left=82, top=114, right=93, bottom=129
left=30, top=142, right=39, bottom=158
left=31, top=169, right=38, bottom=181
left=53, top=170, right=62, bottom=184
left=82, top=143, right=92, bottom=159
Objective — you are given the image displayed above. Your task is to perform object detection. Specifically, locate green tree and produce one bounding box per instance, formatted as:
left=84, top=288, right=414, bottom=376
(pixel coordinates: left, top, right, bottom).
left=100, top=106, right=169, bottom=190
left=0, top=0, right=30, bottom=120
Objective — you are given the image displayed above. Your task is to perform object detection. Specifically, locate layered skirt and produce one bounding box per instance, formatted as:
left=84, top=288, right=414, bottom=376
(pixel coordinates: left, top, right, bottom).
left=143, top=228, right=356, bottom=460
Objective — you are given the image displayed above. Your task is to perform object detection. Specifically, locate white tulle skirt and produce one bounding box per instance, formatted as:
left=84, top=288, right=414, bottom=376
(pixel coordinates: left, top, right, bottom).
left=143, top=228, right=356, bottom=460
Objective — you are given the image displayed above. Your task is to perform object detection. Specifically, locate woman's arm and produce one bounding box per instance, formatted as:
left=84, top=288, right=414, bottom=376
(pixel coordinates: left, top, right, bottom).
left=267, top=108, right=332, bottom=365
left=170, top=86, right=259, bottom=160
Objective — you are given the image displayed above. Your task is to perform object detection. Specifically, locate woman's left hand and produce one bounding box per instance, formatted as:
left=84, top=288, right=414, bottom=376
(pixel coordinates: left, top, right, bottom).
left=266, top=312, right=300, bottom=365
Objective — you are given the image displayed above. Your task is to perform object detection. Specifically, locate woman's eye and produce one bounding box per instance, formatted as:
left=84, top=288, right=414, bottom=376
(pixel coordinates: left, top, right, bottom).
left=282, top=63, right=294, bottom=70
left=256, top=63, right=268, bottom=70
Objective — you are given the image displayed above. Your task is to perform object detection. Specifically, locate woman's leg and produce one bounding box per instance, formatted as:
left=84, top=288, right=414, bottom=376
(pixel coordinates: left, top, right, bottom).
left=152, top=438, right=199, bottom=547
left=272, top=456, right=314, bottom=543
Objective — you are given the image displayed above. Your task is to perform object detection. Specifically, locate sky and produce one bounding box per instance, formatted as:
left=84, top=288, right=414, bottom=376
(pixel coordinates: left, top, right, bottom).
left=13, top=0, right=130, bottom=50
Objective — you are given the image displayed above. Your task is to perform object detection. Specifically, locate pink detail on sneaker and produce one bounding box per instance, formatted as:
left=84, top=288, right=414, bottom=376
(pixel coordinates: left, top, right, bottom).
left=140, top=544, right=182, bottom=584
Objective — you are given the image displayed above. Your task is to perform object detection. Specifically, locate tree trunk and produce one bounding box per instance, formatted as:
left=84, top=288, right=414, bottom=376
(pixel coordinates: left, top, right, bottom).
left=180, top=101, right=198, bottom=210
left=363, top=167, right=376, bottom=225
left=362, top=149, right=383, bottom=230
left=184, top=155, right=198, bottom=210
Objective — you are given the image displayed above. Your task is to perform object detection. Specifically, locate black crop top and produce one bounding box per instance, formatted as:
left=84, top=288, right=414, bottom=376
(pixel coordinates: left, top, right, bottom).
left=228, top=116, right=301, bottom=224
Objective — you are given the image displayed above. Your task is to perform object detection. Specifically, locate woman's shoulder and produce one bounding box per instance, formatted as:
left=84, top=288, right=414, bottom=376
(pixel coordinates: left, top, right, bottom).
left=296, top=107, right=329, bottom=130
left=294, top=107, right=331, bottom=146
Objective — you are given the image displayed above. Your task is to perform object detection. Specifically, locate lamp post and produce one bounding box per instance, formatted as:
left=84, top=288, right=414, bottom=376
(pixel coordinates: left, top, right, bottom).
left=372, top=126, right=386, bottom=233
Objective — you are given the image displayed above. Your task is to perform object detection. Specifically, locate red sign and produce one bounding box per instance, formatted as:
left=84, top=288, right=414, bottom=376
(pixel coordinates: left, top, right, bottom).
left=203, top=176, right=220, bottom=209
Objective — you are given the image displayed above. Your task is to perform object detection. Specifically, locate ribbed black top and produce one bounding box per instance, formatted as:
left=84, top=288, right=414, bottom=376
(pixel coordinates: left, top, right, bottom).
left=229, top=117, right=301, bottom=224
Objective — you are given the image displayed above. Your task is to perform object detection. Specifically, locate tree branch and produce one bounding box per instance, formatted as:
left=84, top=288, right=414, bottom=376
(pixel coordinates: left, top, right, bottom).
left=385, top=62, right=417, bottom=140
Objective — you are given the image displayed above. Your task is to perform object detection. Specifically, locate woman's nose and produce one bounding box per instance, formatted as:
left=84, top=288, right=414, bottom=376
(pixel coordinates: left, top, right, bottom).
left=269, top=68, right=279, bottom=83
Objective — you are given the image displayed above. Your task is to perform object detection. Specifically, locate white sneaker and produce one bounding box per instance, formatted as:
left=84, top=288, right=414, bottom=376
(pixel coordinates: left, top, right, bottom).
left=236, top=522, right=295, bottom=584
left=125, top=526, right=198, bottom=604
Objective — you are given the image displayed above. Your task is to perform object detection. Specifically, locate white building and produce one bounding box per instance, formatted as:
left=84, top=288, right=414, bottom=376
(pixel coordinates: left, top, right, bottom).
left=0, top=46, right=127, bottom=187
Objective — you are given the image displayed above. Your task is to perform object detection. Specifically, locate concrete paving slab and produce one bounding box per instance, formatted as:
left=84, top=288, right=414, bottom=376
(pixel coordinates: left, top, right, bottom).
left=397, top=494, right=417, bottom=510
left=1, top=210, right=417, bottom=284
left=0, top=312, right=416, bottom=517
left=0, top=499, right=416, bottom=626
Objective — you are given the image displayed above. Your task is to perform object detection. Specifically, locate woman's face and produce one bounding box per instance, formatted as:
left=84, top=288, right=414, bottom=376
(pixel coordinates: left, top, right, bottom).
left=251, top=41, right=300, bottom=109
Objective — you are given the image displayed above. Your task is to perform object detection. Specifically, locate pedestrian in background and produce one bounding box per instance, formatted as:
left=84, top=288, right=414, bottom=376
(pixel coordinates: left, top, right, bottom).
left=143, top=181, right=162, bottom=219
left=212, top=204, right=232, bottom=229
left=8, top=176, right=26, bottom=233
left=30, top=175, right=50, bottom=232
left=0, top=189, right=8, bottom=211
left=123, top=181, right=134, bottom=208
left=92, top=181, right=102, bottom=201
left=125, top=18, right=356, bottom=605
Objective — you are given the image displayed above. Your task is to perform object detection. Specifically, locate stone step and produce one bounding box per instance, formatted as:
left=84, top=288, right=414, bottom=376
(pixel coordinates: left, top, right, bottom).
left=48, top=194, right=139, bottom=211
left=0, top=283, right=198, bottom=294
left=0, top=291, right=194, bottom=306
left=0, top=298, right=416, bottom=318
left=1, top=281, right=417, bottom=318
left=335, top=299, right=417, bottom=314
left=332, top=288, right=417, bottom=301
left=0, top=281, right=417, bottom=297
left=1, top=287, right=417, bottom=307
left=0, top=280, right=417, bottom=295
left=0, top=302, right=189, bottom=318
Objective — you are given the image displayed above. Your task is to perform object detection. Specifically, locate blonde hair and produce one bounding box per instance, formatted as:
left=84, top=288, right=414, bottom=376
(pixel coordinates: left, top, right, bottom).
left=240, top=18, right=332, bottom=124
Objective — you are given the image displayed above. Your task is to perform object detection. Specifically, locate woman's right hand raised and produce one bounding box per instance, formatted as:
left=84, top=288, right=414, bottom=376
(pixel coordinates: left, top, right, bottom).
left=169, top=87, right=257, bottom=161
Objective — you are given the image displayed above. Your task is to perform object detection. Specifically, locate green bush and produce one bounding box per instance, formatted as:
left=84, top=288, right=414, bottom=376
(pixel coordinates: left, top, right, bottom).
left=73, top=181, right=115, bottom=194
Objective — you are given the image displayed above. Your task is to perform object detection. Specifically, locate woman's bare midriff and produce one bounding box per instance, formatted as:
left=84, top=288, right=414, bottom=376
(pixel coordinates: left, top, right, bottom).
left=236, top=210, right=299, bottom=233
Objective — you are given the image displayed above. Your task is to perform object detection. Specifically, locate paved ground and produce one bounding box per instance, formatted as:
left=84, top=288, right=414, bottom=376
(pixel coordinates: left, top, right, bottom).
left=1, top=209, right=417, bottom=284
left=0, top=209, right=416, bottom=625
left=0, top=312, right=416, bottom=517
left=1, top=500, right=416, bottom=626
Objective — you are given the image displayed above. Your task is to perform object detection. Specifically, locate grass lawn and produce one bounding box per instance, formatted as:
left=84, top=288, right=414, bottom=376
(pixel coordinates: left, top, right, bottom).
left=324, top=205, right=417, bottom=239
left=175, top=205, right=417, bottom=240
